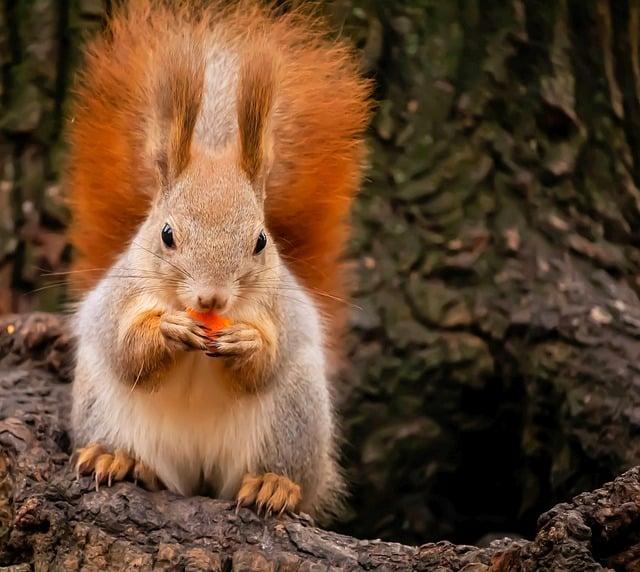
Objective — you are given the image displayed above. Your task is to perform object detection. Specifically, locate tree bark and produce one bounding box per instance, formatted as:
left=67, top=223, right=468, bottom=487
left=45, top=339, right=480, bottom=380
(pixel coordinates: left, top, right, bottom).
left=1, top=312, right=640, bottom=571
left=336, top=0, right=640, bottom=545
left=0, top=0, right=109, bottom=313
left=4, top=0, right=640, bottom=549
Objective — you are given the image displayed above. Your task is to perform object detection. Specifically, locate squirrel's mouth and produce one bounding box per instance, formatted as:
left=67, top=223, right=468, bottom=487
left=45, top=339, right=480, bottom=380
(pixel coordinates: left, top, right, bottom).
left=178, top=284, right=236, bottom=317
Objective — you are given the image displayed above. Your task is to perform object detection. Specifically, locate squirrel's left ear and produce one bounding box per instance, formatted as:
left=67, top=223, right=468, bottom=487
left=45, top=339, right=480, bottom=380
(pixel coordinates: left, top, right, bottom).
left=147, top=42, right=205, bottom=191
left=237, top=51, right=278, bottom=201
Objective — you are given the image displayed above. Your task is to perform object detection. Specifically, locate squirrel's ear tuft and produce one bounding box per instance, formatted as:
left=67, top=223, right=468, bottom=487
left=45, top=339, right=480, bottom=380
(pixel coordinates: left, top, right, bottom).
left=148, top=44, right=205, bottom=188
left=237, top=51, right=278, bottom=195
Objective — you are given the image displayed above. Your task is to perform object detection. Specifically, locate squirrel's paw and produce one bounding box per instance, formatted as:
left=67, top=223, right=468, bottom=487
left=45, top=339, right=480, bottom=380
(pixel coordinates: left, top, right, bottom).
left=206, top=323, right=262, bottom=361
left=236, top=472, right=302, bottom=516
left=160, top=311, right=210, bottom=352
left=73, top=443, right=162, bottom=491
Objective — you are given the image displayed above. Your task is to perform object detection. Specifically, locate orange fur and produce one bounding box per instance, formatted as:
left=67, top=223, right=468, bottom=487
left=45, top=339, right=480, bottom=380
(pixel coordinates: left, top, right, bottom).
left=118, top=309, right=172, bottom=388
left=237, top=472, right=302, bottom=514
left=219, top=317, right=279, bottom=394
left=66, top=1, right=372, bottom=361
left=75, top=443, right=161, bottom=491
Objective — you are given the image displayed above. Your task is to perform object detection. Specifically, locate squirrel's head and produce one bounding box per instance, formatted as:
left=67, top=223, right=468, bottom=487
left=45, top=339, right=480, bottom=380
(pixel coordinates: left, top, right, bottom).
left=133, top=49, right=279, bottom=314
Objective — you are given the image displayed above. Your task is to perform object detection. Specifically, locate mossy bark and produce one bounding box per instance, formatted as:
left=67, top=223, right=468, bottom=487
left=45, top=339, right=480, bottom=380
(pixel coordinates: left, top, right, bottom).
left=337, top=0, right=640, bottom=545
left=3, top=0, right=640, bottom=548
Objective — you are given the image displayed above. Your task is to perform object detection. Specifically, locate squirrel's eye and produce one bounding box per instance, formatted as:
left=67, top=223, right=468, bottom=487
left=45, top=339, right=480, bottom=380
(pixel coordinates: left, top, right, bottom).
left=254, top=230, right=267, bottom=255
left=161, top=223, right=175, bottom=248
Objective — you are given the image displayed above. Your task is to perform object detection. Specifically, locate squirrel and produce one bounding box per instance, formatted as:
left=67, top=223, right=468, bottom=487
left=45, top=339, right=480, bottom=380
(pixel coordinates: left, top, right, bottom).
left=66, top=0, right=370, bottom=521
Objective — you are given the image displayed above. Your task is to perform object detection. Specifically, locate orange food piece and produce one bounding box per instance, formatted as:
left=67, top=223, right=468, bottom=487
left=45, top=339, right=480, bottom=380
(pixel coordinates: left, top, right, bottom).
left=186, top=309, right=232, bottom=334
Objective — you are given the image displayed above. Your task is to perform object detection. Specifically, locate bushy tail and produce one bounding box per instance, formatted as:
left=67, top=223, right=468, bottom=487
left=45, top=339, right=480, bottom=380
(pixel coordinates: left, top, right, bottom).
left=66, top=1, right=372, bottom=363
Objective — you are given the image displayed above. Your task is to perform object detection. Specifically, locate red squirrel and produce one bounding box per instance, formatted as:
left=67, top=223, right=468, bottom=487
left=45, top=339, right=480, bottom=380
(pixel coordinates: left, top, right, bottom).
left=66, top=1, right=371, bottom=520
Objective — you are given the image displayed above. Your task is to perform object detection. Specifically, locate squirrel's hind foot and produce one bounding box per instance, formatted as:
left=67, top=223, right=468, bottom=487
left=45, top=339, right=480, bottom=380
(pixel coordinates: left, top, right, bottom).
left=73, top=442, right=162, bottom=491
left=236, top=472, right=302, bottom=516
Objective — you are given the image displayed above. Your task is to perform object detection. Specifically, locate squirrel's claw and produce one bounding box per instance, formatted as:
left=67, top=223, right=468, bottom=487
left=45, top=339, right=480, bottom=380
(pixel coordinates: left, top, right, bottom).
left=94, top=453, right=114, bottom=488
left=72, top=443, right=161, bottom=492
left=75, top=443, right=105, bottom=477
left=207, top=323, right=262, bottom=360
left=160, top=311, right=211, bottom=352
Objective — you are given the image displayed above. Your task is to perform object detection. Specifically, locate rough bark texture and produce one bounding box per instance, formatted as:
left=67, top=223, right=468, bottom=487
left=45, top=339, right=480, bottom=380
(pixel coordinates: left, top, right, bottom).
left=4, top=0, right=640, bottom=550
left=3, top=312, right=640, bottom=571
left=336, top=0, right=640, bottom=545
left=0, top=0, right=107, bottom=313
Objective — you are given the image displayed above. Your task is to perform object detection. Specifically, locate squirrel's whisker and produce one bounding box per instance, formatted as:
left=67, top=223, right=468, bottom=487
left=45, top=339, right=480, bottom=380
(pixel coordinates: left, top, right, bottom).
left=132, top=241, right=193, bottom=280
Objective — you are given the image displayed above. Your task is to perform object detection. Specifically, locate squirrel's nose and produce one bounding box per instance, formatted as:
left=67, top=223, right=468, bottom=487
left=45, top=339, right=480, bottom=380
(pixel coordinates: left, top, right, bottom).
left=196, top=290, right=230, bottom=312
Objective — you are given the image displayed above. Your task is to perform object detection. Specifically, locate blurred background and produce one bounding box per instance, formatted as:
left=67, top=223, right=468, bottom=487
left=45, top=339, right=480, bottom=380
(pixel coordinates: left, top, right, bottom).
left=3, top=0, right=640, bottom=548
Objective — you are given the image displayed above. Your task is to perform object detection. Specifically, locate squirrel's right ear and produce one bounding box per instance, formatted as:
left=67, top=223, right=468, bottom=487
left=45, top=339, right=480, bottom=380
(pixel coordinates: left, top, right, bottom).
left=237, top=51, right=278, bottom=200
left=146, top=44, right=205, bottom=191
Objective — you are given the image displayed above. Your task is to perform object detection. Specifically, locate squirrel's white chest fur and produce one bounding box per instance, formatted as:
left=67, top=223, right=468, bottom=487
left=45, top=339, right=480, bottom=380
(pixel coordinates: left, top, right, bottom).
left=85, top=347, right=273, bottom=496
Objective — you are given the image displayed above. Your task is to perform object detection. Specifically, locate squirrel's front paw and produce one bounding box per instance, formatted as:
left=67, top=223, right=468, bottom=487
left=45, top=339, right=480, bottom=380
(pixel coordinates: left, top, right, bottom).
left=206, top=322, right=263, bottom=362
left=160, top=311, right=210, bottom=352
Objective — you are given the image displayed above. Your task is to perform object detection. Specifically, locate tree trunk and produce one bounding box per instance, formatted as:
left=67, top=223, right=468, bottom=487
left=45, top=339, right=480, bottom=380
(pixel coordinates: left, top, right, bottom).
left=0, top=0, right=110, bottom=313
left=2, top=312, right=640, bottom=571
left=335, top=0, right=640, bottom=545
left=3, top=0, right=640, bottom=550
